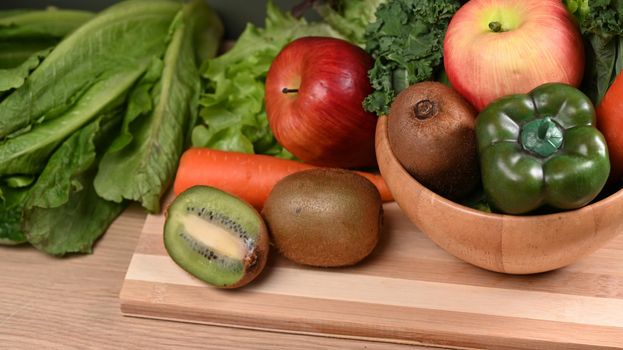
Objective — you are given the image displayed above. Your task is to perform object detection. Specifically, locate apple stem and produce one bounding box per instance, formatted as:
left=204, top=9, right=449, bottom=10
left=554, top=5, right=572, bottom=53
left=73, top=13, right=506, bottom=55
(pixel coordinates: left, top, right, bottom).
left=414, top=100, right=437, bottom=120
left=489, top=21, right=503, bottom=33
left=282, top=88, right=299, bottom=94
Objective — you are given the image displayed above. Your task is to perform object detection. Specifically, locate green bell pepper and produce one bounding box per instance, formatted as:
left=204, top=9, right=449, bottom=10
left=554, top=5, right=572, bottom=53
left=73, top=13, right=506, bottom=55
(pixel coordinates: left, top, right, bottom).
left=475, top=83, right=610, bottom=214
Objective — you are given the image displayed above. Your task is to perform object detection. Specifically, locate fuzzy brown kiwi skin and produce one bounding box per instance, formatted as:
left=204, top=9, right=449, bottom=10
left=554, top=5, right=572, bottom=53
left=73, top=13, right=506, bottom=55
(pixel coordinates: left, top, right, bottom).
left=387, top=81, right=479, bottom=199
left=231, top=219, right=270, bottom=288
left=262, top=168, right=382, bottom=267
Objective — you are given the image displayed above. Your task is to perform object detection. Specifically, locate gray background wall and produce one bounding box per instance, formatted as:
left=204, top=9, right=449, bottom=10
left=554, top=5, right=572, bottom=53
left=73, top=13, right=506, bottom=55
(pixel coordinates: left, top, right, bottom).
left=0, top=0, right=313, bottom=39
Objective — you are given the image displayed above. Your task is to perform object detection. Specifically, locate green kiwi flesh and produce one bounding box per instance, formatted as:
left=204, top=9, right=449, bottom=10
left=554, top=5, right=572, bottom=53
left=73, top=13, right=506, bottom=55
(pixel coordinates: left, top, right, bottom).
left=164, top=186, right=269, bottom=288
left=262, top=168, right=382, bottom=267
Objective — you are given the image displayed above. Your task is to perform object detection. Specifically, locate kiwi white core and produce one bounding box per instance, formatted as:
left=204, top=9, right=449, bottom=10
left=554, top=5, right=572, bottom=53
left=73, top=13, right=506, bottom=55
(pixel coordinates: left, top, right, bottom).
left=183, top=214, right=246, bottom=259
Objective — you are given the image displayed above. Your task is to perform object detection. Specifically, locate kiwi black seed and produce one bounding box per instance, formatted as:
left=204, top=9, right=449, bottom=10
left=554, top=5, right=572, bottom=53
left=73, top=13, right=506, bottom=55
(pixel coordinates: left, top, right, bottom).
left=262, top=168, right=382, bottom=267
left=388, top=81, right=479, bottom=199
left=163, top=186, right=269, bottom=288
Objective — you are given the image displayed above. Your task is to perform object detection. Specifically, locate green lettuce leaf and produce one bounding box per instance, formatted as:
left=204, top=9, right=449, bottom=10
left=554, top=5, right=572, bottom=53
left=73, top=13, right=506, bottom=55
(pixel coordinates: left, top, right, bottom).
left=0, top=186, right=28, bottom=245
left=22, top=182, right=125, bottom=255
left=590, top=34, right=620, bottom=103
left=0, top=10, right=30, bottom=19
left=194, top=0, right=342, bottom=157
left=0, top=0, right=181, bottom=139
left=0, top=8, right=93, bottom=69
left=363, top=0, right=460, bottom=116
left=95, top=0, right=224, bottom=213
left=4, top=175, right=34, bottom=188
left=0, top=69, right=146, bottom=176
left=0, top=8, right=94, bottom=40
left=0, top=48, right=50, bottom=93
left=106, top=58, right=164, bottom=154
left=0, top=40, right=56, bottom=70
left=313, top=0, right=386, bottom=46
left=22, top=112, right=125, bottom=256
left=25, top=113, right=116, bottom=209
left=0, top=0, right=184, bottom=177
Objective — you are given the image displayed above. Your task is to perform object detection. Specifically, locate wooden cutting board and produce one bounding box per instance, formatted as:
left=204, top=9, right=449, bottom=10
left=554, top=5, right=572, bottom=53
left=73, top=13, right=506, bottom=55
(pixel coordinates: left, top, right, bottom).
left=120, top=201, right=623, bottom=349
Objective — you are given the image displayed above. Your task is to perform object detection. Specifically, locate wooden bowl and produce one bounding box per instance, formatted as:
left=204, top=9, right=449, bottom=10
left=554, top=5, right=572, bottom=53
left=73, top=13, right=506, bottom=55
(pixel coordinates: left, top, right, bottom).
left=376, top=115, right=623, bottom=274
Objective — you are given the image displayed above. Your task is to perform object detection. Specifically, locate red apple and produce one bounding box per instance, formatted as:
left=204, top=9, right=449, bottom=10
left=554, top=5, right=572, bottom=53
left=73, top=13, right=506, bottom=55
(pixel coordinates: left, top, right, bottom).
left=265, top=36, right=377, bottom=168
left=444, top=0, right=584, bottom=111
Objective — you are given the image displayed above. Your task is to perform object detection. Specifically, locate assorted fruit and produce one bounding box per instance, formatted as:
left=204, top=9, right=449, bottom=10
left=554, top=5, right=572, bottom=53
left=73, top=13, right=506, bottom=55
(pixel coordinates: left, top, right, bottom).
left=3, top=0, right=623, bottom=285
left=165, top=0, right=623, bottom=287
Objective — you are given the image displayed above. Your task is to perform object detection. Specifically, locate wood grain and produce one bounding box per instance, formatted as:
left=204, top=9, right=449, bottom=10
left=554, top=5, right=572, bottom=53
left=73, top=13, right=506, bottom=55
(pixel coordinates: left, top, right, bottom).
left=121, top=203, right=623, bottom=349
left=0, top=205, right=435, bottom=350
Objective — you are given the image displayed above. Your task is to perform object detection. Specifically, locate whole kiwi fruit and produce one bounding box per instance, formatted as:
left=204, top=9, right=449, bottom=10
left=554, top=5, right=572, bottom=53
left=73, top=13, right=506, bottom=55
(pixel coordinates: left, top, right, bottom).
left=262, top=168, right=382, bottom=267
left=164, top=186, right=270, bottom=289
left=388, top=81, right=479, bottom=199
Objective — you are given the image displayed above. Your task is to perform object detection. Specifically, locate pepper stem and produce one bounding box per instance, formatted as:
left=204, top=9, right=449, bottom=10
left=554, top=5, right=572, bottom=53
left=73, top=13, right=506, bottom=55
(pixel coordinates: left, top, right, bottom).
left=520, top=117, right=564, bottom=158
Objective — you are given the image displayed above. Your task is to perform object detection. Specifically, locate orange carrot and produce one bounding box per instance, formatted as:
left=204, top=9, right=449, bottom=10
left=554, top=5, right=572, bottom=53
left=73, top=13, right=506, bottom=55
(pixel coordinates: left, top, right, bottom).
left=173, top=148, right=394, bottom=209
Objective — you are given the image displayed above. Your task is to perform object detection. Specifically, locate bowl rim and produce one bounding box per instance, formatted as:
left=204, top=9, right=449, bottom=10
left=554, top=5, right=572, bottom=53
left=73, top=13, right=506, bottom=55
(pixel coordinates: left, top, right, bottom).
left=377, top=115, right=623, bottom=222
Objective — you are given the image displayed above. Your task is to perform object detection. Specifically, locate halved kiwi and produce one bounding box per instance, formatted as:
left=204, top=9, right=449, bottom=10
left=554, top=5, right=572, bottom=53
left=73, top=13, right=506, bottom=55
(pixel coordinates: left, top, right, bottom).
left=164, top=186, right=269, bottom=288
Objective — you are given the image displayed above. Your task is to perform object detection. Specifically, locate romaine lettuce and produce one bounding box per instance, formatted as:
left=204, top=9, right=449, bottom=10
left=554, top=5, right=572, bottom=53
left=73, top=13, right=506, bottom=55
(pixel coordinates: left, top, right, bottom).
left=94, top=0, right=224, bottom=213
left=22, top=112, right=124, bottom=256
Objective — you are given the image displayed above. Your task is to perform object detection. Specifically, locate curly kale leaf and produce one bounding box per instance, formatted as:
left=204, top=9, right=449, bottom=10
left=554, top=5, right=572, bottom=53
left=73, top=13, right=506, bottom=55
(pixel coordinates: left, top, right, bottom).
left=564, top=0, right=623, bottom=103
left=363, top=0, right=460, bottom=116
left=565, top=0, right=623, bottom=36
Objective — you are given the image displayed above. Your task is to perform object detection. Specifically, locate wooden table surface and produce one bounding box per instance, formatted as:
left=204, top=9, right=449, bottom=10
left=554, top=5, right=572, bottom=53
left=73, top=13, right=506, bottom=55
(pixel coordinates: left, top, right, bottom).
left=0, top=205, right=439, bottom=350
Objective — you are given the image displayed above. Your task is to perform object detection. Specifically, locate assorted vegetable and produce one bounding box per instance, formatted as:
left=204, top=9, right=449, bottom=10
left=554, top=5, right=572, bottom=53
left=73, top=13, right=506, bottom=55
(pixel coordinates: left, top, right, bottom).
left=147, top=0, right=623, bottom=285
left=4, top=0, right=623, bottom=274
